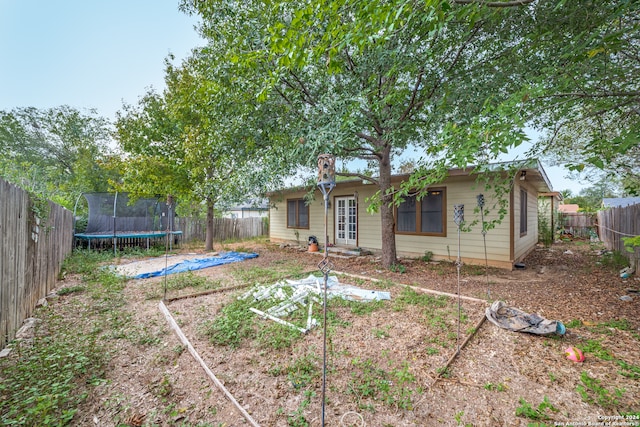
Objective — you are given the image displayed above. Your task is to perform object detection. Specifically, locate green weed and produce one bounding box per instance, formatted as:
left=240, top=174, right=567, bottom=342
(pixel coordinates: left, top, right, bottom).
left=421, top=251, right=434, bottom=262
left=346, top=358, right=416, bottom=411
left=515, top=396, right=558, bottom=420
left=57, top=285, right=86, bottom=296
left=582, top=339, right=614, bottom=361
left=576, top=371, right=624, bottom=408
left=286, top=353, right=321, bottom=389
left=390, top=263, right=406, bottom=274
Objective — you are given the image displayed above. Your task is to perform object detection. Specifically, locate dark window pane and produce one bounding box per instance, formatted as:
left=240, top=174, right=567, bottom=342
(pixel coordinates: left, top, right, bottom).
left=421, top=191, right=443, bottom=233
left=397, top=196, right=416, bottom=232
left=287, top=200, right=296, bottom=227
left=298, top=200, right=309, bottom=228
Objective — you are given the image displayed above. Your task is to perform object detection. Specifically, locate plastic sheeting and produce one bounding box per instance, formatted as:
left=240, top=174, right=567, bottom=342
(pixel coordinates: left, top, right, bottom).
left=132, top=252, right=258, bottom=279
left=485, top=300, right=565, bottom=336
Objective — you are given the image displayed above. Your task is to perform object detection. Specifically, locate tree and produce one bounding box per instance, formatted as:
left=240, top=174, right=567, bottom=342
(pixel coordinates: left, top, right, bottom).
left=181, top=0, right=537, bottom=267
left=524, top=1, right=640, bottom=193
left=116, top=49, right=296, bottom=250
left=0, top=106, right=118, bottom=208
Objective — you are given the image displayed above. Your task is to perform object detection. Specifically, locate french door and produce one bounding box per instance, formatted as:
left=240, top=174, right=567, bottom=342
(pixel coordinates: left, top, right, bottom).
left=335, top=196, right=357, bottom=246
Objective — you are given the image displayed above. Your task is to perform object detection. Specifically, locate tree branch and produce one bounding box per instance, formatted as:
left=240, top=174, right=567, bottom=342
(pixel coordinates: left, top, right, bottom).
left=337, top=171, right=379, bottom=186
left=453, top=0, right=536, bottom=7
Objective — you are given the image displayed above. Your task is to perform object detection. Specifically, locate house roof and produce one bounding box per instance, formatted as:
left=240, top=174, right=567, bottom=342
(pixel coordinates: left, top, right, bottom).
left=268, top=159, right=553, bottom=195
left=602, top=197, right=640, bottom=208
left=558, top=204, right=580, bottom=213
left=228, top=198, right=268, bottom=210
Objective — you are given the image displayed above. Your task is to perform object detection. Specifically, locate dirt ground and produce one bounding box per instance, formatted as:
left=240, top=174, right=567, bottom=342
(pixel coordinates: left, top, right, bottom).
left=56, top=239, right=640, bottom=426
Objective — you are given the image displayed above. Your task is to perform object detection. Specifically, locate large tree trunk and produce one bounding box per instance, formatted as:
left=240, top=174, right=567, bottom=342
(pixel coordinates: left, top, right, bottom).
left=378, top=146, right=397, bottom=268
left=205, top=196, right=215, bottom=251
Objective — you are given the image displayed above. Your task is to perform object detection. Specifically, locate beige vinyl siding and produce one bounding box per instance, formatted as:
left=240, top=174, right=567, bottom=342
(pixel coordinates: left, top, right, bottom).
left=513, top=181, right=539, bottom=261
left=270, top=189, right=330, bottom=244
left=269, top=172, right=547, bottom=269
left=394, top=176, right=512, bottom=266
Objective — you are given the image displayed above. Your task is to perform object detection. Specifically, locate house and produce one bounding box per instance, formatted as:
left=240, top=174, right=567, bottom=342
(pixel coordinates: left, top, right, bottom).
left=268, top=160, right=554, bottom=269
left=602, top=197, right=640, bottom=208
left=223, top=199, right=269, bottom=219
left=558, top=204, right=580, bottom=213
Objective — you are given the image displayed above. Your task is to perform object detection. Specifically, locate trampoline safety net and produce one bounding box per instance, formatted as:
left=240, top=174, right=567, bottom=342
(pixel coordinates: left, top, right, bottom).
left=82, top=192, right=176, bottom=234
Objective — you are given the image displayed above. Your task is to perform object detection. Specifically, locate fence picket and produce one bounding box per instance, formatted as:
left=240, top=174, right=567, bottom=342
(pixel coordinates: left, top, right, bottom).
left=598, top=204, right=640, bottom=271
left=0, top=179, right=74, bottom=349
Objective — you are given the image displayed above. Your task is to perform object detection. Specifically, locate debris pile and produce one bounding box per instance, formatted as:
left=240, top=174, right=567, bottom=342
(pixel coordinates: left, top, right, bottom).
left=240, top=274, right=391, bottom=333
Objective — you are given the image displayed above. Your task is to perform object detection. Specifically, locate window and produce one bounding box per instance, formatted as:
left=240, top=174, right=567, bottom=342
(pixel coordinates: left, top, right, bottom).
left=287, top=199, right=309, bottom=228
left=520, top=189, right=528, bottom=236
left=395, top=189, right=446, bottom=236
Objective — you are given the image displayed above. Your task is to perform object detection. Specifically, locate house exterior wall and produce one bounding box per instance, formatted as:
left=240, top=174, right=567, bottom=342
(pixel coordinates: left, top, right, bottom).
left=513, top=180, right=539, bottom=262
left=269, top=176, right=523, bottom=268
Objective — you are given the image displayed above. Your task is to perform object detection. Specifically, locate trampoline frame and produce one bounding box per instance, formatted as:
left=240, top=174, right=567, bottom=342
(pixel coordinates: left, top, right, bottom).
left=73, top=192, right=180, bottom=251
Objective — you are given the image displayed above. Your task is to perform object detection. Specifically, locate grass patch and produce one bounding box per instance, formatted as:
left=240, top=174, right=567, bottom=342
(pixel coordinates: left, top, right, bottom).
left=346, top=359, right=416, bottom=411
left=599, top=250, right=630, bottom=270
left=165, top=272, right=222, bottom=291
left=393, top=287, right=449, bottom=310
left=57, top=285, right=86, bottom=296
left=0, top=249, right=131, bottom=426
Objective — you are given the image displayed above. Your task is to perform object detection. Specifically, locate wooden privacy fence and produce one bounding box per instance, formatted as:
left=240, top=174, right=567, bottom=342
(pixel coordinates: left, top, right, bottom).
left=177, top=216, right=268, bottom=243
left=559, top=212, right=597, bottom=238
left=1, top=178, right=74, bottom=349
left=598, top=204, right=640, bottom=271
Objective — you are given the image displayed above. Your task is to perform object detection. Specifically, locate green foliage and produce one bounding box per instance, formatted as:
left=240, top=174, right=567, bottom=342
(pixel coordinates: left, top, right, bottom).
left=201, top=297, right=257, bottom=348
left=515, top=396, right=558, bottom=420
left=623, top=236, right=640, bottom=253
left=421, top=251, right=434, bottom=262
left=565, top=319, right=583, bottom=329
left=582, top=339, right=614, bottom=361
left=287, top=390, right=314, bottom=427
left=0, top=248, right=132, bottom=426
left=165, top=272, right=221, bottom=291
left=537, top=213, right=553, bottom=247
left=576, top=372, right=624, bottom=408
left=57, top=285, right=86, bottom=296
left=0, top=106, right=119, bottom=210
left=390, top=263, right=406, bottom=274
left=393, top=287, right=448, bottom=310
left=599, top=251, right=630, bottom=270
left=257, top=322, right=302, bottom=350
left=286, top=353, right=321, bottom=390
left=346, top=359, right=416, bottom=411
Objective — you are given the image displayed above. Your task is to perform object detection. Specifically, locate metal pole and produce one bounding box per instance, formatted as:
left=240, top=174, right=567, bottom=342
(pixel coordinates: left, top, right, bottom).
left=113, top=191, right=118, bottom=256
left=316, top=154, right=335, bottom=427
left=454, top=204, right=464, bottom=354
left=477, top=194, right=491, bottom=302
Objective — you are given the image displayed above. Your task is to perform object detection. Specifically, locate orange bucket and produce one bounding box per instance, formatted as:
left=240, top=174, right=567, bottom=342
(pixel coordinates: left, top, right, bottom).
left=308, top=243, right=319, bottom=252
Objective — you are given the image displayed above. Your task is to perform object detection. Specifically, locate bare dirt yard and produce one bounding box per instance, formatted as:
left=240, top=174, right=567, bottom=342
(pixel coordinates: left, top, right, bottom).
left=4, top=238, right=640, bottom=426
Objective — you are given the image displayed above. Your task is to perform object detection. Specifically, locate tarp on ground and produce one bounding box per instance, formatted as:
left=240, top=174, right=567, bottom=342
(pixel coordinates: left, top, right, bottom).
left=132, top=252, right=258, bottom=279
left=485, top=300, right=565, bottom=336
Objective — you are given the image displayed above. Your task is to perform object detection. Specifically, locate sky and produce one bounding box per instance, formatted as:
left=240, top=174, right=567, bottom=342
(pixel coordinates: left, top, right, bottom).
left=0, top=1, right=588, bottom=194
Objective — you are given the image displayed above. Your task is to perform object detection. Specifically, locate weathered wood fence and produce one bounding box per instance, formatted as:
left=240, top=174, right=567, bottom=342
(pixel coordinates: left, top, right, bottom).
left=177, top=216, right=268, bottom=243
left=1, top=178, right=74, bottom=349
left=559, top=212, right=597, bottom=238
left=598, top=204, right=640, bottom=271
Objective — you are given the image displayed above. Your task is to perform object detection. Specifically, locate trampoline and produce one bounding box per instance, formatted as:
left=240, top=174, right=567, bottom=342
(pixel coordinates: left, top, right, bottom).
left=74, top=192, right=182, bottom=250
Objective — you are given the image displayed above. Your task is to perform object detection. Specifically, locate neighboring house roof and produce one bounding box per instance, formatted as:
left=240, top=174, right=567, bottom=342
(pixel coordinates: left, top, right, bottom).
left=227, top=198, right=268, bottom=211
left=558, top=204, right=580, bottom=213
left=602, top=197, right=640, bottom=208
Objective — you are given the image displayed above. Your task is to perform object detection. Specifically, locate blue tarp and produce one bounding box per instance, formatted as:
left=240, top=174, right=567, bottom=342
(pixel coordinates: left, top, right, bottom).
left=133, top=251, right=258, bottom=279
